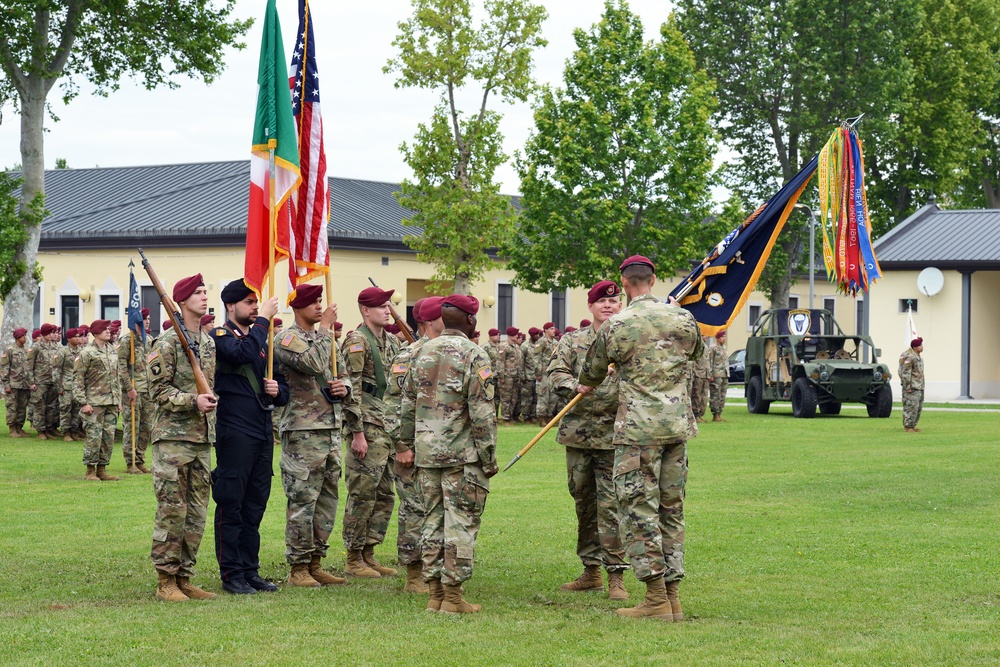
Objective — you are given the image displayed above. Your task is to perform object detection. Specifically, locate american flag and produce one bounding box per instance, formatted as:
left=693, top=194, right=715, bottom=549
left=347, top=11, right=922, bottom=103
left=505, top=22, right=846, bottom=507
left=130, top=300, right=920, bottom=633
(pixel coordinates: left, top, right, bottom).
left=287, top=0, right=329, bottom=293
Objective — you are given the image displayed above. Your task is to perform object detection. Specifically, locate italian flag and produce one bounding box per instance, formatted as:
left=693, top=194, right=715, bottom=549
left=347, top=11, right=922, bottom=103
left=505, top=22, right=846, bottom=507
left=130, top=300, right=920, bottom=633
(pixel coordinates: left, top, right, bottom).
left=245, top=0, right=301, bottom=297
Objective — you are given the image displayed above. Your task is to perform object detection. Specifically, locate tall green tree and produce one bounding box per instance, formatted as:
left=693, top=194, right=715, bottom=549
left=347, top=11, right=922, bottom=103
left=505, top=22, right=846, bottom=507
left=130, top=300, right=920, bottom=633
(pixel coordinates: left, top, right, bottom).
left=676, top=0, right=918, bottom=306
left=508, top=2, right=720, bottom=292
left=0, top=172, right=45, bottom=303
left=385, top=0, right=547, bottom=294
left=0, top=1, right=251, bottom=340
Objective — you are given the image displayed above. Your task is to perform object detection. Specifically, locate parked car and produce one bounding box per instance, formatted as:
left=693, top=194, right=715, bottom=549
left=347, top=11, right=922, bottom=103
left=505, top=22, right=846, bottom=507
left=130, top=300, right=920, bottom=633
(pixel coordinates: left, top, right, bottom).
left=728, top=348, right=745, bottom=383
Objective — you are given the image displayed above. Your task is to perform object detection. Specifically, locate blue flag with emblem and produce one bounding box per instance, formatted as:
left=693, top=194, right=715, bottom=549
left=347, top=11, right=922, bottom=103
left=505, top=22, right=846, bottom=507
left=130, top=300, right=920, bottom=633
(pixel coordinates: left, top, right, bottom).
left=669, top=156, right=818, bottom=336
left=127, top=262, right=146, bottom=344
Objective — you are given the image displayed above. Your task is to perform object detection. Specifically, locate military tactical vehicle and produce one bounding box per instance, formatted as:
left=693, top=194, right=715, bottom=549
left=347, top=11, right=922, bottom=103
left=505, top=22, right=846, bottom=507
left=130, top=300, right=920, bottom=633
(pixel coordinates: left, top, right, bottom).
left=744, top=308, right=893, bottom=418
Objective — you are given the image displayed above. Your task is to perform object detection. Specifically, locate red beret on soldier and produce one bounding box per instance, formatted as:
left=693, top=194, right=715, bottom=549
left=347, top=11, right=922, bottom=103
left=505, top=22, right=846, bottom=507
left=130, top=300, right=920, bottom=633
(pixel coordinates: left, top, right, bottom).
left=199, top=314, right=215, bottom=327
left=40, top=323, right=56, bottom=336
left=13, top=327, right=27, bottom=339
left=619, top=255, right=655, bottom=272
left=273, top=317, right=283, bottom=327
left=172, top=273, right=204, bottom=303
left=32, top=329, right=41, bottom=340
left=911, top=337, right=923, bottom=348
left=141, top=308, right=150, bottom=318
left=334, top=321, right=343, bottom=331
left=420, top=296, right=445, bottom=321
left=89, top=319, right=111, bottom=335
left=506, top=326, right=519, bottom=337
left=412, top=297, right=428, bottom=323
left=289, top=283, right=323, bottom=309
left=358, top=286, right=393, bottom=307
left=588, top=280, right=621, bottom=304
left=543, top=321, right=555, bottom=330
left=488, top=328, right=500, bottom=336
left=443, top=294, right=479, bottom=315
left=580, top=319, right=591, bottom=328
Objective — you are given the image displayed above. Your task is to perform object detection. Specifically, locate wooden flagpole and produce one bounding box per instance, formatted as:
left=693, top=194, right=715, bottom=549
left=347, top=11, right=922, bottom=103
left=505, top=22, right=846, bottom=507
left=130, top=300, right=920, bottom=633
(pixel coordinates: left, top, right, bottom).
left=267, top=129, right=276, bottom=380
left=325, top=271, right=337, bottom=377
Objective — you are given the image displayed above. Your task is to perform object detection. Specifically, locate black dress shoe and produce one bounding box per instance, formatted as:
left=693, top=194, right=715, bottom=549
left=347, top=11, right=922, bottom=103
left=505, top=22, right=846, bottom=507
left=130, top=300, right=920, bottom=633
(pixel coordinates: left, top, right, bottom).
left=221, top=577, right=258, bottom=595
left=245, top=573, right=280, bottom=592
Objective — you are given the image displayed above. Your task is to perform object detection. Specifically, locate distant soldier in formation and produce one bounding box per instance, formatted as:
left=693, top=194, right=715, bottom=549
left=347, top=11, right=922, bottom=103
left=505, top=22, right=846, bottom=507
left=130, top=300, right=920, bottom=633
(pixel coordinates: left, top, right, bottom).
left=708, top=330, right=729, bottom=422
left=518, top=328, right=538, bottom=422
left=548, top=280, right=629, bottom=600
left=1, top=327, right=31, bottom=437
left=482, top=328, right=501, bottom=414
left=399, top=294, right=497, bottom=613
left=899, top=337, right=925, bottom=432
left=580, top=255, right=702, bottom=622
left=341, top=287, right=401, bottom=578
left=58, top=328, right=85, bottom=442
left=199, top=313, right=215, bottom=335
left=274, top=283, right=355, bottom=588
left=119, top=309, right=154, bottom=473
left=533, top=322, right=558, bottom=425
left=691, top=337, right=710, bottom=422
left=29, top=323, right=61, bottom=438
left=147, top=274, right=218, bottom=602
left=74, top=320, right=122, bottom=481
left=497, top=327, right=522, bottom=423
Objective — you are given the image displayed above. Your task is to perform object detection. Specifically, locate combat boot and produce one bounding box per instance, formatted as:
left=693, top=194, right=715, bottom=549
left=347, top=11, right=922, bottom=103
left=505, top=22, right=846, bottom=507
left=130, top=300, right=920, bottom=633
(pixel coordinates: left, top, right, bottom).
left=126, top=465, right=142, bottom=475
left=9, top=427, right=24, bottom=438
left=288, top=563, right=322, bottom=587
left=712, top=415, right=726, bottom=422
left=426, top=578, right=444, bottom=611
left=362, top=546, right=397, bottom=576
left=607, top=571, right=629, bottom=600
left=403, top=563, right=429, bottom=593
left=666, top=579, right=683, bottom=621
left=84, top=465, right=99, bottom=481
left=137, top=463, right=151, bottom=474
left=176, top=576, right=217, bottom=600
left=309, top=556, right=346, bottom=585
left=36, top=430, right=48, bottom=440
left=96, top=465, right=119, bottom=481
left=560, top=565, right=604, bottom=592
left=63, top=434, right=74, bottom=442
left=344, top=550, right=380, bottom=578
left=440, top=584, right=481, bottom=614
left=155, top=572, right=188, bottom=602
left=616, top=576, right=673, bottom=620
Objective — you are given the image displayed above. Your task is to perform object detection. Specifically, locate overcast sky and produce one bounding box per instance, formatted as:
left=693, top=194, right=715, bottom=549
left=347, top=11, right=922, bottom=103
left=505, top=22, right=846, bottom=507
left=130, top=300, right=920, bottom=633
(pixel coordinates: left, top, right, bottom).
left=0, top=0, right=679, bottom=194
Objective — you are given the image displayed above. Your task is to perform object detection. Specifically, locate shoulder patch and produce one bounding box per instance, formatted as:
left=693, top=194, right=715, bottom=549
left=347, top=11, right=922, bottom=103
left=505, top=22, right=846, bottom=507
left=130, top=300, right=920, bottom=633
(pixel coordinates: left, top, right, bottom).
left=215, top=328, right=227, bottom=337
left=392, top=363, right=408, bottom=374
left=349, top=343, right=364, bottom=353
left=478, top=366, right=493, bottom=381
left=281, top=332, right=295, bottom=347
left=147, top=350, right=159, bottom=363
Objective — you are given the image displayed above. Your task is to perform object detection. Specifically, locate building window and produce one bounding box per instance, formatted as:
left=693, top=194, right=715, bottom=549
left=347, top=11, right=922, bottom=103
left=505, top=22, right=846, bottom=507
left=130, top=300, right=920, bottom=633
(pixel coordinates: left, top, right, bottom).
left=550, top=289, right=566, bottom=331
left=33, top=285, right=41, bottom=329
left=141, top=286, right=160, bottom=334
left=823, top=297, right=836, bottom=318
left=60, top=295, right=80, bottom=340
left=899, top=298, right=918, bottom=313
left=101, top=295, right=120, bottom=321
left=497, top=283, right=513, bottom=333
left=856, top=299, right=865, bottom=336
left=748, top=304, right=762, bottom=330
left=788, top=296, right=799, bottom=309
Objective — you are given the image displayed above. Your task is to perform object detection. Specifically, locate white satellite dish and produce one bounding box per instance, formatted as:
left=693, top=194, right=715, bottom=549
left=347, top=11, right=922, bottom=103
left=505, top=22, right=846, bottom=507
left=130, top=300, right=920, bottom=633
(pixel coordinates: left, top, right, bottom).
left=917, top=267, right=944, bottom=296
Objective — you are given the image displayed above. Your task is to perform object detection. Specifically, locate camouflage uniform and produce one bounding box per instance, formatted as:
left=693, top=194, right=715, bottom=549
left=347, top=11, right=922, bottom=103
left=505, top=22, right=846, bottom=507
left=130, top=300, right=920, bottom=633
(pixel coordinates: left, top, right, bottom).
left=518, top=340, right=536, bottom=421
left=147, top=328, right=217, bottom=578
left=28, top=340, right=59, bottom=432
left=898, top=347, right=925, bottom=428
left=496, top=338, right=522, bottom=422
left=482, top=341, right=500, bottom=414
left=58, top=342, right=84, bottom=436
left=399, top=329, right=497, bottom=585
left=342, top=326, right=400, bottom=553
left=1, top=343, right=31, bottom=432
left=533, top=336, right=557, bottom=420
left=691, top=343, right=710, bottom=419
left=547, top=325, right=628, bottom=572
left=708, top=339, right=729, bottom=417
left=74, top=342, right=121, bottom=466
left=274, top=323, right=358, bottom=565
left=118, top=329, right=154, bottom=468
left=580, top=294, right=703, bottom=583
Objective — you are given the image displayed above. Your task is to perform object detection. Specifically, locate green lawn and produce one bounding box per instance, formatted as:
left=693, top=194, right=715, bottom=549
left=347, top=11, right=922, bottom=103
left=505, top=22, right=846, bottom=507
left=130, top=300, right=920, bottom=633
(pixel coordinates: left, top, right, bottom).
left=2, top=405, right=1000, bottom=666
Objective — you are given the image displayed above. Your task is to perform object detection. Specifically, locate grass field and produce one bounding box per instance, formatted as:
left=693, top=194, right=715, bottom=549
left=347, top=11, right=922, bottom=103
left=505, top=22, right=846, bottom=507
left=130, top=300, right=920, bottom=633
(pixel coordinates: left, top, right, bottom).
left=2, top=404, right=1000, bottom=666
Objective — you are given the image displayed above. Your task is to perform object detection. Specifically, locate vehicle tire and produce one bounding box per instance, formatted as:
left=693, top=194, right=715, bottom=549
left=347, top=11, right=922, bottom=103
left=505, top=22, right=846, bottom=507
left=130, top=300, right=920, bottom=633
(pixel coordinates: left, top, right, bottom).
left=819, top=402, right=842, bottom=415
left=746, top=376, right=770, bottom=414
left=791, top=377, right=818, bottom=418
left=867, top=385, right=893, bottom=418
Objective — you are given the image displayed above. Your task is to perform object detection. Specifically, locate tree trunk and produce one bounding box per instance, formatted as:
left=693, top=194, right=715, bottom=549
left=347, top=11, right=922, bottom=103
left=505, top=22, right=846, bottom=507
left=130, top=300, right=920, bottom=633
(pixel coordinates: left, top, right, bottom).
left=1, top=82, right=46, bottom=343
left=769, top=272, right=791, bottom=309
left=453, top=272, right=471, bottom=295
left=983, top=176, right=1000, bottom=209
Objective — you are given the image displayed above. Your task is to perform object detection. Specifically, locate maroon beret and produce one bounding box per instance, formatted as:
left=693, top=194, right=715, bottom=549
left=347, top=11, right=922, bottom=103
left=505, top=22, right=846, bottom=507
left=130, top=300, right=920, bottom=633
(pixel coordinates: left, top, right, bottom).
left=443, top=294, right=479, bottom=315
left=420, top=297, right=445, bottom=321
left=358, top=286, right=393, bottom=308
left=40, top=323, right=57, bottom=335
left=473, top=331, right=480, bottom=338
left=66, top=328, right=78, bottom=338
left=162, top=321, right=172, bottom=330
left=172, top=273, right=204, bottom=303
left=911, top=337, right=923, bottom=348
left=334, top=321, right=343, bottom=331
left=619, top=255, right=655, bottom=272
left=110, top=320, right=121, bottom=330
left=580, top=319, right=592, bottom=327
left=273, top=318, right=283, bottom=327
left=543, top=322, right=555, bottom=330
left=13, top=327, right=27, bottom=339
left=565, top=326, right=577, bottom=333
left=412, top=298, right=427, bottom=323
left=506, top=327, right=519, bottom=337
left=528, top=327, right=540, bottom=336
left=141, top=308, right=150, bottom=318
left=289, top=283, right=323, bottom=309
left=89, top=319, right=111, bottom=335
left=385, top=324, right=401, bottom=334
left=716, top=330, right=728, bottom=339
left=200, top=314, right=215, bottom=327
left=488, top=328, right=500, bottom=336
left=32, top=329, right=41, bottom=339
left=588, top=280, right=621, bottom=304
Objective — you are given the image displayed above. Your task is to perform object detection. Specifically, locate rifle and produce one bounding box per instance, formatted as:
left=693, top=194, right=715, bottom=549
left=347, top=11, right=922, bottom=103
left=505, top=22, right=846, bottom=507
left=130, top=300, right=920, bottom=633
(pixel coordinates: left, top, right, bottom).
left=138, top=248, right=212, bottom=396
left=368, top=277, right=416, bottom=343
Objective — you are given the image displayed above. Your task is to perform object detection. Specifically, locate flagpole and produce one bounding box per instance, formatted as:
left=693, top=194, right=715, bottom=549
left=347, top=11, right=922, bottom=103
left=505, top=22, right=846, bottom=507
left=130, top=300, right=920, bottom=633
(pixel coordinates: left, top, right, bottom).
left=130, top=325, right=136, bottom=467
left=267, top=127, right=276, bottom=380
left=325, top=271, right=337, bottom=378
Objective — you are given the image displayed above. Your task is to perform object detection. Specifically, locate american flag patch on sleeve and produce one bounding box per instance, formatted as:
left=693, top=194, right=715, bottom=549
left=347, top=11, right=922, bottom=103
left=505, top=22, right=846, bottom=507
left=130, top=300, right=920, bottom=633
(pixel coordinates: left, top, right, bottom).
left=350, top=343, right=364, bottom=353
left=281, top=333, right=295, bottom=347
left=478, top=366, right=492, bottom=381
left=392, top=363, right=408, bottom=374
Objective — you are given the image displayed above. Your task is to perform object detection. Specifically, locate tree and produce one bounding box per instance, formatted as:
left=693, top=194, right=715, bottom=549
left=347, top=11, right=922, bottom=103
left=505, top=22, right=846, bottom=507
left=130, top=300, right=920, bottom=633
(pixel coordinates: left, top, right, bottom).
left=385, top=0, right=547, bottom=294
left=0, top=1, right=252, bottom=340
left=507, top=2, right=721, bottom=292
left=0, top=171, right=45, bottom=303
left=675, top=0, right=918, bottom=306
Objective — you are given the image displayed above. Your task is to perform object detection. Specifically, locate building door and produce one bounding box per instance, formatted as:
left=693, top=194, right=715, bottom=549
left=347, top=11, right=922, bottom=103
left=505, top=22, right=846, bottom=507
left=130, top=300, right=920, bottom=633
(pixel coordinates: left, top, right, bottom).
left=142, top=286, right=160, bottom=334
left=60, top=295, right=80, bottom=342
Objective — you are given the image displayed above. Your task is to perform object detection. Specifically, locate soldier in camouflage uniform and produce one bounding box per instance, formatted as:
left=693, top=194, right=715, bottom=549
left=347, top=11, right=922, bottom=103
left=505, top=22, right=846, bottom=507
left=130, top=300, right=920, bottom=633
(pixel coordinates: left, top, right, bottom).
left=146, top=274, right=218, bottom=602
left=482, top=328, right=501, bottom=415
left=75, top=320, right=122, bottom=481
left=29, top=323, right=60, bottom=438
left=58, top=328, right=85, bottom=441
left=691, top=338, right=710, bottom=422
left=580, top=255, right=703, bottom=622
left=497, top=327, right=522, bottom=423
left=708, top=330, right=729, bottom=421
left=399, top=294, right=497, bottom=613
left=899, top=337, right=925, bottom=432
left=548, top=280, right=629, bottom=600
left=533, top=323, right=558, bottom=425
left=1, top=327, right=31, bottom=437
left=341, top=286, right=401, bottom=578
left=518, top=329, right=537, bottom=421
left=119, top=309, right=154, bottom=473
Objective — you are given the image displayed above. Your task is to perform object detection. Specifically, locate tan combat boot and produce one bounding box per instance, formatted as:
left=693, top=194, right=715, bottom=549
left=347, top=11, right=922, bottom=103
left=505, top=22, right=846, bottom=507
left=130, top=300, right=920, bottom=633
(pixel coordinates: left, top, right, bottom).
left=64, top=434, right=74, bottom=442
left=560, top=565, right=604, bottom=592
left=403, top=563, right=429, bottom=593
left=177, top=576, right=217, bottom=600
left=344, top=550, right=381, bottom=578
left=616, top=576, right=673, bottom=620
left=712, top=415, right=726, bottom=422
left=137, top=463, right=151, bottom=474
left=288, top=563, right=322, bottom=587
left=126, top=465, right=142, bottom=475
left=36, top=430, right=48, bottom=440
left=666, top=579, right=683, bottom=621
left=96, top=465, right=119, bottom=481
left=155, top=572, right=188, bottom=602
left=607, top=571, right=629, bottom=600
left=10, top=427, right=24, bottom=438
left=362, top=546, right=397, bottom=576
left=309, top=556, right=346, bottom=585
left=84, top=465, right=99, bottom=481
left=426, top=578, right=444, bottom=612
left=440, top=584, right=481, bottom=614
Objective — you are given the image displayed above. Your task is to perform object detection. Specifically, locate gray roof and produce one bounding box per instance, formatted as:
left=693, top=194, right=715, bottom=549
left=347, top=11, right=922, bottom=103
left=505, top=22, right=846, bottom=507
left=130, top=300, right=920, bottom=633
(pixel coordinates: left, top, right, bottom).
left=873, top=201, right=1000, bottom=270
left=28, top=161, right=421, bottom=251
